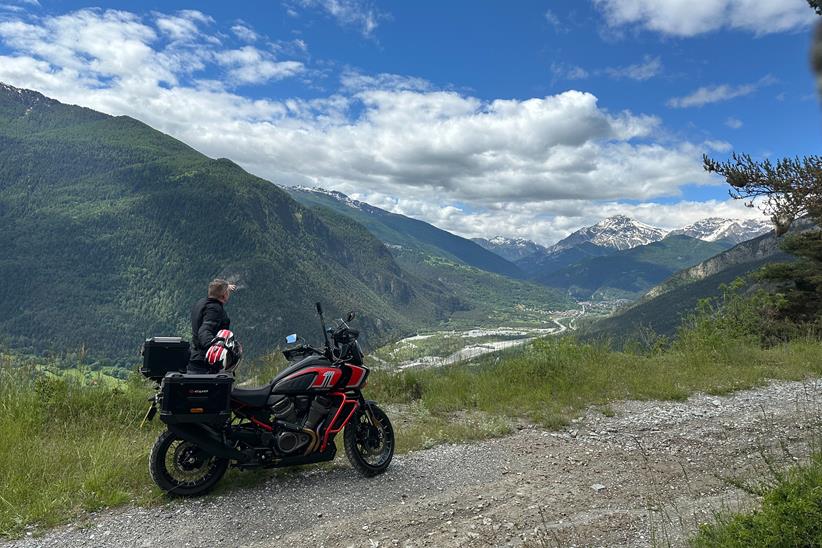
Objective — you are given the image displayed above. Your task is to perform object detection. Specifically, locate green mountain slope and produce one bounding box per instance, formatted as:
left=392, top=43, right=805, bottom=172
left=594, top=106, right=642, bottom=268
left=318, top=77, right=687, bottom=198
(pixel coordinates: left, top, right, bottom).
left=536, top=235, right=733, bottom=299
left=585, top=229, right=799, bottom=342
left=515, top=241, right=615, bottom=278
left=388, top=248, right=574, bottom=325
left=285, top=188, right=574, bottom=322
left=286, top=187, right=525, bottom=278
left=0, top=83, right=452, bottom=362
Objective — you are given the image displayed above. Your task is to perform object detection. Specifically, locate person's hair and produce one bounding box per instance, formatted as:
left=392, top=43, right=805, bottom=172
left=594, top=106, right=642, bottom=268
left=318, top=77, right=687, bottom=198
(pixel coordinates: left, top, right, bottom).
left=208, top=278, right=230, bottom=299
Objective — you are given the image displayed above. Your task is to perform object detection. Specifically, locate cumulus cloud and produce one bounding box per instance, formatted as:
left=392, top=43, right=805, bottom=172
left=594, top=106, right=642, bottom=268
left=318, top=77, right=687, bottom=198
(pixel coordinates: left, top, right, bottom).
left=0, top=8, right=304, bottom=90
left=345, top=191, right=769, bottom=245
left=0, top=8, right=738, bottom=245
left=154, top=10, right=214, bottom=43
left=593, top=0, right=814, bottom=37
left=215, top=46, right=304, bottom=84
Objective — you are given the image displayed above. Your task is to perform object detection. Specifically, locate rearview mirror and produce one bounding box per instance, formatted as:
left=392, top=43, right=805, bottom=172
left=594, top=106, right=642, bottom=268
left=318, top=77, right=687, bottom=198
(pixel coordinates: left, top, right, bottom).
left=346, top=311, right=356, bottom=322
left=285, top=333, right=298, bottom=344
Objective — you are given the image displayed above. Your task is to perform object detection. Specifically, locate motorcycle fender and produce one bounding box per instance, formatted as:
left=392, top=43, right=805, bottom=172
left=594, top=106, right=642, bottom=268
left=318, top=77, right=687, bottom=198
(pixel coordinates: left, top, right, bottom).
left=167, top=423, right=249, bottom=462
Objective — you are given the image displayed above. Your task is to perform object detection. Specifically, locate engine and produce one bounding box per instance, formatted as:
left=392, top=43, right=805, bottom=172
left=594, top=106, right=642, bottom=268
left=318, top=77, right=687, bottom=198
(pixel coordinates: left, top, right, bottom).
left=268, top=396, right=332, bottom=456
left=275, top=430, right=311, bottom=454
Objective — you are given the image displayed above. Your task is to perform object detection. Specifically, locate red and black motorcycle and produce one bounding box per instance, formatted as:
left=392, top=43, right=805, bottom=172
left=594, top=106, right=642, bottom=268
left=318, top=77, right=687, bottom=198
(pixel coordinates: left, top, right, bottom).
left=141, top=303, right=394, bottom=496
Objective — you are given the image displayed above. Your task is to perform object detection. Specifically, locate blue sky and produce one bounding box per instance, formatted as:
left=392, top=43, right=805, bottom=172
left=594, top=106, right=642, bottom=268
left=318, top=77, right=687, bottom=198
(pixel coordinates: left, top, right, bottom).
left=0, top=0, right=818, bottom=244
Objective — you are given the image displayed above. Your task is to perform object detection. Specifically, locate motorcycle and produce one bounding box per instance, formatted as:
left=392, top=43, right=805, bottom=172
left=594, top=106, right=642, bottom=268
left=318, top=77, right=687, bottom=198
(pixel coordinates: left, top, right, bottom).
left=141, top=302, right=394, bottom=496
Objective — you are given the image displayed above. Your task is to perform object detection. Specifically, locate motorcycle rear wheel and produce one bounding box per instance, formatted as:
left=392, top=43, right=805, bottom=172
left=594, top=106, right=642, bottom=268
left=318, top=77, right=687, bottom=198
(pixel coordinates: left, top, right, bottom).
left=149, top=430, right=229, bottom=496
left=344, top=403, right=394, bottom=476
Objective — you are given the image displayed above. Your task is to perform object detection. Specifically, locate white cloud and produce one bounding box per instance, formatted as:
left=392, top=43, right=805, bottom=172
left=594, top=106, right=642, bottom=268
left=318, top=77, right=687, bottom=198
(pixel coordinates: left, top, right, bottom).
left=154, top=11, right=213, bottom=42
left=725, top=117, right=743, bottom=129
left=593, top=0, right=814, bottom=37
left=0, top=4, right=26, bottom=13
left=340, top=70, right=432, bottom=92
left=288, top=0, right=385, bottom=37
left=0, top=8, right=739, bottom=245
left=0, top=9, right=303, bottom=90
left=667, top=76, right=775, bottom=108
left=553, top=56, right=662, bottom=83
left=604, top=55, right=662, bottom=81
left=703, top=139, right=732, bottom=152
left=544, top=9, right=566, bottom=33
left=215, top=46, right=304, bottom=84
left=231, top=23, right=258, bottom=43
left=345, top=192, right=769, bottom=245
left=552, top=63, right=590, bottom=81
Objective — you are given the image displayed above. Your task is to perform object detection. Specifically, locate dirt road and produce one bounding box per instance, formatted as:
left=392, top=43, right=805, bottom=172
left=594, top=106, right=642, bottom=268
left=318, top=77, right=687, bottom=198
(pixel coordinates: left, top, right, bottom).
left=6, top=379, right=821, bottom=547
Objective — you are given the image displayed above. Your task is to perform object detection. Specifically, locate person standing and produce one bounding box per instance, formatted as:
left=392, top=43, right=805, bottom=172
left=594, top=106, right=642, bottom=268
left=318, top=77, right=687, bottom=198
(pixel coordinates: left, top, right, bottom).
left=188, top=278, right=235, bottom=374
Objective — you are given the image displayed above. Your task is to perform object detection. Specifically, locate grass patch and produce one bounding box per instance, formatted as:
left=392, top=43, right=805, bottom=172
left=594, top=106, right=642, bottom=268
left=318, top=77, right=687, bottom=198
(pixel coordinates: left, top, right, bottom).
left=388, top=401, right=513, bottom=453
left=691, top=452, right=822, bottom=547
left=0, top=365, right=163, bottom=538
left=367, top=336, right=822, bottom=429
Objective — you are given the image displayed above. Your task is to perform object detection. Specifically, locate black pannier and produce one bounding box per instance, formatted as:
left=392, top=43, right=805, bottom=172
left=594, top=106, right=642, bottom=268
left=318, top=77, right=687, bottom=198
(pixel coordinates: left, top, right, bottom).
left=141, top=337, right=190, bottom=381
left=159, top=372, right=233, bottom=425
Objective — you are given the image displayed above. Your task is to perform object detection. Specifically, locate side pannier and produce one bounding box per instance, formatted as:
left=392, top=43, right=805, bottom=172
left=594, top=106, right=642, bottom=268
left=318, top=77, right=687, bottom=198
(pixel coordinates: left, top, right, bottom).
left=159, top=373, right=233, bottom=425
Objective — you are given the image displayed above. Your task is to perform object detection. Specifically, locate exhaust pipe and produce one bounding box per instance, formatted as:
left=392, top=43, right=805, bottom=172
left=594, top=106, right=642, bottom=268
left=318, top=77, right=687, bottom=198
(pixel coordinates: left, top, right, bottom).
left=167, top=423, right=250, bottom=462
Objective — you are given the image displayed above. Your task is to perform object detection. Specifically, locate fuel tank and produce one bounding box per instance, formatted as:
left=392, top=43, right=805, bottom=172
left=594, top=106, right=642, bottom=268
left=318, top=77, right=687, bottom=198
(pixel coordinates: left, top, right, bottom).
left=271, top=356, right=369, bottom=394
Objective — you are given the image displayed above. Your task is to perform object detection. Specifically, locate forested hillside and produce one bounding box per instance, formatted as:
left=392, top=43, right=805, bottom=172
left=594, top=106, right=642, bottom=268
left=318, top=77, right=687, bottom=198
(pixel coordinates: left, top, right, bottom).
left=0, top=84, right=455, bottom=363
left=286, top=187, right=525, bottom=278
left=286, top=187, right=573, bottom=321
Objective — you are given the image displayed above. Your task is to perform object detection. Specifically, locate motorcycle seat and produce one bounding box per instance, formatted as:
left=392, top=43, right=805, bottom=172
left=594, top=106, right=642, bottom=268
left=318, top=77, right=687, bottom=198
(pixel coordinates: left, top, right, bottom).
left=231, top=385, right=272, bottom=408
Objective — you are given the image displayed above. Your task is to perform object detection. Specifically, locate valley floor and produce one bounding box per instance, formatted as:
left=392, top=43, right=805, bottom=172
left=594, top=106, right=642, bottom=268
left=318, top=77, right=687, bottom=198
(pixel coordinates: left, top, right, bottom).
left=371, top=305, right=592, bottom=370
left=6, top=378, right=820, bottom=548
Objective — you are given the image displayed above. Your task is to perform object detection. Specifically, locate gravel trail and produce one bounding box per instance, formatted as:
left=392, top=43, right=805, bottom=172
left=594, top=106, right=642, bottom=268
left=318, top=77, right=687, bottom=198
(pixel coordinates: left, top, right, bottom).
left=5, top=379, right=821, bottom=548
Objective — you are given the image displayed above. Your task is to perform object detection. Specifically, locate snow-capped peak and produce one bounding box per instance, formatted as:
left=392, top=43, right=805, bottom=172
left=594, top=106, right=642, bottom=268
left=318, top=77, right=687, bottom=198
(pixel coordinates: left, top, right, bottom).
left=550, top=215, right=669, bottom=252
left=488, top=236, right=536, bottom=248
left=472, top=236, right=548, bottom=262
left=668, top=217, right=772, bottom=244
left=289, top=185, right=365, bottom=210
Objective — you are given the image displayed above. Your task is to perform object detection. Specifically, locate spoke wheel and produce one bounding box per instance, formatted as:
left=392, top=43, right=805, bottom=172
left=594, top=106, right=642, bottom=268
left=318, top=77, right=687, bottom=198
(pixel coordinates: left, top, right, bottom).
left=149, top=430, right=228, bottom=496
left=344, top=403, right=394, bottom=476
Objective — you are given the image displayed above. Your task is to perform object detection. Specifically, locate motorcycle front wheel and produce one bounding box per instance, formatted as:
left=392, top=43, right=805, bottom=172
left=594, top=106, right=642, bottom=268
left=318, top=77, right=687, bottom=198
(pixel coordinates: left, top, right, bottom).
left=344, top=403, right=394, bottom=476
left=149, top=430, right=229, bottom=496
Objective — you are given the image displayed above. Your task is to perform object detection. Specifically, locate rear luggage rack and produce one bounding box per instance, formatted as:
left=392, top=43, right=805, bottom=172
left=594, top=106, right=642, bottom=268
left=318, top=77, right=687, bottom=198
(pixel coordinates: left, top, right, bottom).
left=140, top=337, right=190, bottom=381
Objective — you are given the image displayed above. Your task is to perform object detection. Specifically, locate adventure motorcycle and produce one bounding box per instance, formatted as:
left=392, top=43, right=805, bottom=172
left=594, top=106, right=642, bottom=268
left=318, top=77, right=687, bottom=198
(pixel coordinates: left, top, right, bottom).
left=140, top=303, right=394, bottom=496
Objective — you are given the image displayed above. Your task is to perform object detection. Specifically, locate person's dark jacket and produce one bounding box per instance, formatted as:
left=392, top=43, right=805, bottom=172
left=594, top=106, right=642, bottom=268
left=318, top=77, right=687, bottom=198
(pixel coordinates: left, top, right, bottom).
left=189, top=297, right=231, bottom=369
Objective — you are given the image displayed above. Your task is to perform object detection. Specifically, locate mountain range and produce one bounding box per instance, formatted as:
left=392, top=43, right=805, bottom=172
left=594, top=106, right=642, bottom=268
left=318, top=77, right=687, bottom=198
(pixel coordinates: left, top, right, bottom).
left=0, top=84, right=454, bottom=362
left=0, top=84, right=573, bottom=363
left=0, top=82, right=793, bottom=365
left=476, top=215, right=772, bottom=262
left=470, top=236, right=548, bottom=263
left=583, top=223, right=806, bottom=343
left=535, top=235, right=733, bottom=300
left=474, top=215, right=772, bottom=296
